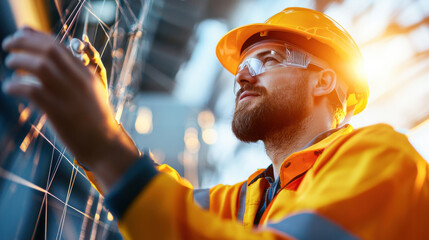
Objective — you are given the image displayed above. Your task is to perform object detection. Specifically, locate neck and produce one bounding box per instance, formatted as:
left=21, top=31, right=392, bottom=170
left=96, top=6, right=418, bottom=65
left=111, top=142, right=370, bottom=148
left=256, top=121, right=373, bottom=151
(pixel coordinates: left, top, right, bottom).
left=263, top=114, right=333, bottom=179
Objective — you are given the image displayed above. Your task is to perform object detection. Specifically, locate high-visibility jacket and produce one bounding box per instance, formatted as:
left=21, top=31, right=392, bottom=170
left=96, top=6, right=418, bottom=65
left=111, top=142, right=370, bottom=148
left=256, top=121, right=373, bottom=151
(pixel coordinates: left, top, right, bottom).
left=83, top=124, right=429, bottom=239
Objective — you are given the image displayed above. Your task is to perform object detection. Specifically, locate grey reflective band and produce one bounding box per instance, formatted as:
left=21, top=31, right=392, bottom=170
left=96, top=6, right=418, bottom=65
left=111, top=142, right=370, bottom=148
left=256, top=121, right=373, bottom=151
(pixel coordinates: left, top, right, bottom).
left=267, top=212, right=359, bottom=240
left=193, top=188, right=210, bottom=210
left=237, top=182, right=247, bottom=222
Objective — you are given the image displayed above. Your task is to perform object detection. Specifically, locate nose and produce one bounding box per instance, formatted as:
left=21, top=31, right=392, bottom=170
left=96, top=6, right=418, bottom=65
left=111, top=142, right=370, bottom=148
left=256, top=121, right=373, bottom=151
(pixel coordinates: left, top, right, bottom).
left=235, top=65, right=258, bottom=90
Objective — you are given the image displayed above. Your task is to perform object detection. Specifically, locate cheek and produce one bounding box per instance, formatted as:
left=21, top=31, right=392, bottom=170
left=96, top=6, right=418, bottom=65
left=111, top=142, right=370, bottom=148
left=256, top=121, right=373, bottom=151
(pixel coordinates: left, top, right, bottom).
left=262, top=74, right=302, bottom=96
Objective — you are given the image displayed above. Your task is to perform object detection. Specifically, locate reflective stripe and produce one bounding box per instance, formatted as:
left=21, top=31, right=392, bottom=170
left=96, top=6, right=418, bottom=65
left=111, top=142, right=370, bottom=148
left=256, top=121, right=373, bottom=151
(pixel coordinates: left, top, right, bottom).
left=267, top=212, right=359, bottom=240
left=193, top=189, right=210, bottom=210
left=237, top=182, right=247, bottom=222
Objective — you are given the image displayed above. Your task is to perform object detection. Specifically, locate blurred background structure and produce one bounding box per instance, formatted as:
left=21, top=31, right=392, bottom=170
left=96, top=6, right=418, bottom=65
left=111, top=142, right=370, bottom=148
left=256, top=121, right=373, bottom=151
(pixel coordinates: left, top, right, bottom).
left=0, top=0, right=428, bottom=239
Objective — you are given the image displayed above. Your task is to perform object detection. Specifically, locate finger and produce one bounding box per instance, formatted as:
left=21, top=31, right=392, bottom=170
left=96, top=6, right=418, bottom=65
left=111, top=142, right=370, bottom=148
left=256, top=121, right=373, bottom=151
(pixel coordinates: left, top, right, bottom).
left=82, top=41, right=104, bottom=71
left=83, top=34, right=90, bottom=43
left=3, top=75, right=47, bottom=106
left=2, top=28, right=54, bottom=53
left=81, top=54, right=90, bottom=66
left=69, top=39, right=91, bottom=66
left=3, top=75, right=67, bottom=123
left=70, top=38, right=85, bottom=55
left=72, top=35, right=102, bottom=70
left=81, top=39, right=107, bottom=88
left=20, top=26, right=37, bottom=33
left=1, top=27, right=35, bottom=50
left=82, top=38, right=101, bottom=63
left=5, top=52, right=74, bottom=95
left=84, top=43, right=101, bottom=67
left=3, top=74, right=41, bottom=97
left=4, top=29, right=106, bottom=96
left=2, top=29, right=86, bottom=79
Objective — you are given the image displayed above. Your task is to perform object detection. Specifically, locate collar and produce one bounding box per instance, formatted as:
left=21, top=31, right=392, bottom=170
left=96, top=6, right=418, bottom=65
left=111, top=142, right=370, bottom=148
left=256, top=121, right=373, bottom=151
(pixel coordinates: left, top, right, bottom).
left=247, top=124, right=354, bottom=188
left=248, top=164, right=274, bottom=186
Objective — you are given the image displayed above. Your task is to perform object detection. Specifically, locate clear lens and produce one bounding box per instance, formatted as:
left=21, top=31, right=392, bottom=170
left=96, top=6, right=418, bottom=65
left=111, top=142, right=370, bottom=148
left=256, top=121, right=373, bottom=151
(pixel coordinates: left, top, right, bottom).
left=237, top=58, right=264, bottom=76
left=236, top=43, right=315, bottom=78
left=234, top=41, right=326, bottom=95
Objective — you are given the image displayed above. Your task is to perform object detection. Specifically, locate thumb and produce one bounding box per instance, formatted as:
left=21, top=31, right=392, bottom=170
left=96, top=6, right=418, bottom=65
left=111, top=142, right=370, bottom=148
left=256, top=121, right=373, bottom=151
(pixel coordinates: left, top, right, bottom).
left=70, top=38, right=90, bottom=65
left=82, top=34, right=101, bottom=65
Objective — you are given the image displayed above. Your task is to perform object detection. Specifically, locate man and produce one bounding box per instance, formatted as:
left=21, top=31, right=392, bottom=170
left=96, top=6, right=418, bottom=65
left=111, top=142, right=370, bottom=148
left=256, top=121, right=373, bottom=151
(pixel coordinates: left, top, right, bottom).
left=2, top=7, right=429, bottom=239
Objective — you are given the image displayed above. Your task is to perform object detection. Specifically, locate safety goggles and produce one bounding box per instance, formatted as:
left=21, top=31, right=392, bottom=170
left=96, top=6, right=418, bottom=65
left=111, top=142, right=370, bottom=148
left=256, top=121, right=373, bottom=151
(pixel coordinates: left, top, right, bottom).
left=234, top=41, right=327, bottom=94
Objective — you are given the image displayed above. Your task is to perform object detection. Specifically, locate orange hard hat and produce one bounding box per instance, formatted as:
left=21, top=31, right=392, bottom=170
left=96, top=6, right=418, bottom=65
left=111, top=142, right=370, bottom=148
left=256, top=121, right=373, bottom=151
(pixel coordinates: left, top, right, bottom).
left=216, top=7, right=369, bottom=115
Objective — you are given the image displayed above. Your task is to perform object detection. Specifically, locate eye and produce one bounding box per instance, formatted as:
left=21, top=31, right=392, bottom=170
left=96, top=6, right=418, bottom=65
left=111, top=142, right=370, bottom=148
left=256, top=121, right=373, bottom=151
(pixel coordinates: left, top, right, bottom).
left=263, top=57, right=280, bottom=67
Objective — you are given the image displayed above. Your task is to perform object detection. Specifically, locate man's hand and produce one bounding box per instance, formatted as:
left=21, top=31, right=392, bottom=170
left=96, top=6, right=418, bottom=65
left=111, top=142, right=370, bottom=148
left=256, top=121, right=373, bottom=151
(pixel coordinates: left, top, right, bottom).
left=2, top=27, right=139, bottom=191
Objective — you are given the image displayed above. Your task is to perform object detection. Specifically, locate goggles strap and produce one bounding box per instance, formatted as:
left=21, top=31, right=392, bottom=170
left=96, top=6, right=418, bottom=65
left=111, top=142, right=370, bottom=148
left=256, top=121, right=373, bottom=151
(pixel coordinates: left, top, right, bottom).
left=335, top=81, right=348, bottom=111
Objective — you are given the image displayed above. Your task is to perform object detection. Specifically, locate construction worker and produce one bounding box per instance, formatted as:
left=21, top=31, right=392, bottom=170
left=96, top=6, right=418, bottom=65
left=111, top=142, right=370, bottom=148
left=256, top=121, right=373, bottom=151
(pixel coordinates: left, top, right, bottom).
left=2, top=7, right=429, bottom=240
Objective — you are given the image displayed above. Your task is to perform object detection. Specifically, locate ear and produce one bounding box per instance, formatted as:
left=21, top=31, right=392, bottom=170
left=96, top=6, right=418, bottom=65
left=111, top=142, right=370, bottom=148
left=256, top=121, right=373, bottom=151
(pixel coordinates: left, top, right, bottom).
left=312, top=69, right=337, bottom=97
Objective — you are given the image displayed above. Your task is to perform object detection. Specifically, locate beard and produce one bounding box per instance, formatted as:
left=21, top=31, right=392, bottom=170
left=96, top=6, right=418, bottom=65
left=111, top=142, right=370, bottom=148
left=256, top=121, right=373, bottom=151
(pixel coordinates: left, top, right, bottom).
left=232, top=80, right=309, bottom=143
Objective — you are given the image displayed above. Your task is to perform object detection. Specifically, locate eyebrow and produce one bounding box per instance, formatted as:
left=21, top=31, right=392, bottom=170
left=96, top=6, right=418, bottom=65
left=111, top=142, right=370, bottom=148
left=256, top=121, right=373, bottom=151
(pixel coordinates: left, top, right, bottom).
left=245, top=48, right=285, bottom=59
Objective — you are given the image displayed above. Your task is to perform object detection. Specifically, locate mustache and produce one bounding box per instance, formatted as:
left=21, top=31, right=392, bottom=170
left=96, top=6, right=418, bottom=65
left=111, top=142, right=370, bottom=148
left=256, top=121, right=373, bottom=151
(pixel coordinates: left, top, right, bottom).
left=235, top=85, right=266, bottom=102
